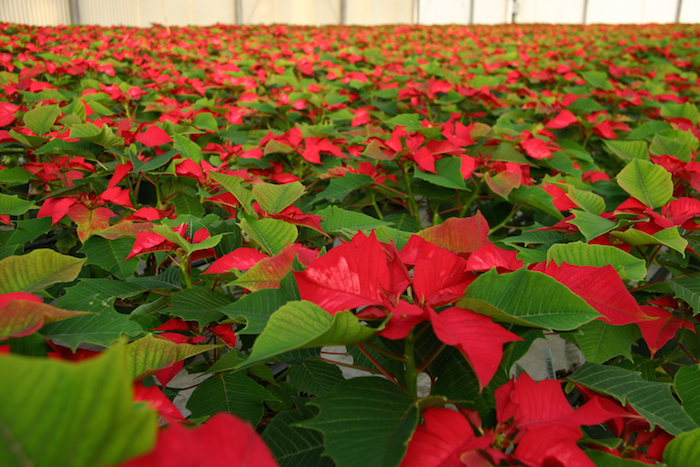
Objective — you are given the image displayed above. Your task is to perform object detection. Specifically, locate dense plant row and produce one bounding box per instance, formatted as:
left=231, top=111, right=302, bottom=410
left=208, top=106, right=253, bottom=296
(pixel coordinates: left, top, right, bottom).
left=3, top=20, right=700, bottom=466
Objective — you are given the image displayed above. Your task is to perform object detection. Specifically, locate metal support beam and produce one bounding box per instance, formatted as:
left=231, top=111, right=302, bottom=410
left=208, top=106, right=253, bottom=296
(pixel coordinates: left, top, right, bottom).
left=234, top=0, right=243, bottom=24
left=340, top=0, right=347, bottom=25
left=470, top=0, right=475, bottom=24
left=676, top=0, right=684, bottom=23
left=582, top=0, right=589, bottom=25
left=68, top=0, right=80, bottom=25
left=413, top=0, right=420, bottom=24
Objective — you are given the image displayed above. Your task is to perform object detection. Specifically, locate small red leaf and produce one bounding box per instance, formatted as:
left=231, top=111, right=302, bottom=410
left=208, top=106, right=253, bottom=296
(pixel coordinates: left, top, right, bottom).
left=135, top=125, right=173, bottom=147
left=400, top=407, right=480, bottom=467
left=0, top=102, right=19, bottom=127
left=205, top=247, right=269, bottom=274
left=466, top=243, right=524, bottom=272
left=211, top=323, right=237, bottom=347
left=0, top=293, right=91, bottom=341
left=417, top=212, right=490, bottom=254
left=67, top=204, right=115, bottom=242
left=521, top=137, right=553, bottom=160
left=296, top=232, right=393, bottom=314
left=545, top=110, right=579, bottom=129
left=133, top=381, right=184, bottom=421
left=430, top=307, right=521, bottom=390
left=636, top=305, right=694, bottom=356
left=154, top=361, right=183, bottom=388
left=119, top=413, right=279, bottom=467
left=541, top=262, right=650, bottom=325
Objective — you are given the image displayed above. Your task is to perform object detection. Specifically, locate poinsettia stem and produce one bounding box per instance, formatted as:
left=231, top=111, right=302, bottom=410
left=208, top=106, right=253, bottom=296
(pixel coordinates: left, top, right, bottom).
left=488, top=203, right=520, bottom=236
left=178, top=255, right=194, bottom=289
left=356, top=345, right=403, bottom=388
left=460, top=177, right=483, bottom=217
left=317, top=357, right=387, bottom=377
left=370, top=191, right=384, bottom=219
left=403, top=330, right=418, bottom=398
left=366, top=342, right=407, bottom=361
left=416, top=344, right=446, bottom=374
left=400, top=163, right=421, bottom=223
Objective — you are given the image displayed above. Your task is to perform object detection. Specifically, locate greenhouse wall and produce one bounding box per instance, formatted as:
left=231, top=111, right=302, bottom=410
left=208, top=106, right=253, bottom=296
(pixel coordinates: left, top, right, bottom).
left=2, top=0, right=700, bottom=27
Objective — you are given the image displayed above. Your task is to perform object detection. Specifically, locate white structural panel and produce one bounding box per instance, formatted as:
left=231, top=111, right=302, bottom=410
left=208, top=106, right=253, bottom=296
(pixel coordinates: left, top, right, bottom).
left=0, top=0, right=70, bottom=26
left=419, top=0, right=471, bottom=24
left=680, top=0, right=700, bottom=23
left=241, top=0, right=339, bottom=25
left=515, top=0, right=586, bottom=24
left=586, top=0, right=680, bottom=24
left=472, top=0, right=510, bottom=24
left=1, top=0, right=699, bottom=27
left=345, top=0, right=414, bottom=25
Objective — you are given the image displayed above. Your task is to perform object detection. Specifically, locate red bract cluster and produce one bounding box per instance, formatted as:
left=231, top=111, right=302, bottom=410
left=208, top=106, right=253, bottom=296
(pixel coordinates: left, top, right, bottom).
left=2, top=20, right=700, bottom=467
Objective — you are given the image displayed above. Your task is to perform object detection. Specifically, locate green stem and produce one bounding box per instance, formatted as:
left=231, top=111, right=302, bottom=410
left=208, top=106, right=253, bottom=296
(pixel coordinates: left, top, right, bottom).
left=488, top=203, right=520, bottom=236
left=366, top=342, right=407, bottom=361
left=401, top=163, right=421, bottom=224
left=404, top=330, right=418, bottom=398
left=179, top=255, right=194, bottom=289
left=317, top=357, right=380, bottom=374
left=370, top=191, right=384, bottom=219
left=357, top=345, right=403, bottom=388
left=460, top=177, right=483, bottom=217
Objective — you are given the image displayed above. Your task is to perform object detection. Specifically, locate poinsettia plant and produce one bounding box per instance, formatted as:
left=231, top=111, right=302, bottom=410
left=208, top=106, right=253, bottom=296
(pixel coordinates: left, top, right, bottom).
left=3, top=19, right=700, bottom=466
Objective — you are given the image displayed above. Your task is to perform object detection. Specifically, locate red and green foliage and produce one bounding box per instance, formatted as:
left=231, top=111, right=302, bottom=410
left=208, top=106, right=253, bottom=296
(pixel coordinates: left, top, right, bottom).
left=3, top=20, right=700, bottom=466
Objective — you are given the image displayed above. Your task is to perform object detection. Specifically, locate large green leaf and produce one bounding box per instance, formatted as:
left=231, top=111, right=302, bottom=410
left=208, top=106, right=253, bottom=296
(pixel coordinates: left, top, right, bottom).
left=262, top=400, right=333, bottom=467
left=569, top=363, right=698, bottom=436
left=664, top=427, right=700, bottom=467
left=603, top=139, right=649, bottom=162
left=151, top=223, right=222, bottom=257
left=667, top=277, right=700, bottom=315
left=41, top=292, right=144, bottom=350
left=252, top=181, right=305, bottom=214
left=562, top=321, right=636, bottom=363
left=0, top=345, right=157, bottom=467
left=510, top=185, right=564, bottom=219
left=239, top=214, right=298, bottom=256
left=650, top=133, right=692, bottom=162
left=674, top=365, right=700, bottom=426
left=217, top=288, right=289, bottom=334
left=616, top=159, right=673, bottom=209
left=165, top=287, right=229, bottom=328
left=546, top=242, right=647, bottom=282
left=23, top=103, right=61, bottom=136
left=459, top=268, right=601, bottom=330
left=125, top=333, right=222, bottom=380
left=209, top=172, right=255, bottom=214
left=0, top=194, right=36, bottom=216
left=289, top=359, right=345, bottom=397
left=0, top=249, right=86, bottom=294
left=660, top=102, right=700, bottom=125
left=568, top=210, right=618, bottom=242
left=297, top=377, right=419, bottom=467
left=172, top=133, right=202, bottom=162
left=611, top=226, right=688, bottom=255
left=414, top=157, right=466, bottom=190
left=68, top=123, right=124, bottom=148
left=580, top=70, right=614, bottom=90
left=316, top=205, right=392, bottom=234
left=237, top=301, right=375, bottom=370
left=314, top=173, right=373, bottom=202
left=78, top=236, right=139, bottom=280
left=186, top=372, right=277, bottom=426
